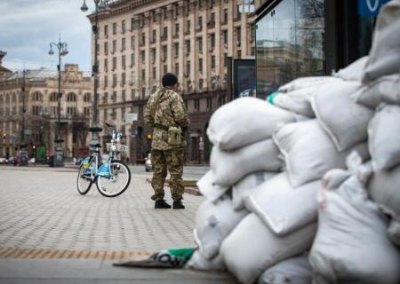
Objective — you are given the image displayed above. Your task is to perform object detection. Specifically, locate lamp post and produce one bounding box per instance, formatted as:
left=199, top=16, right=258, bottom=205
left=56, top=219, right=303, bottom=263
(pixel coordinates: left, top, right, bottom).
left=48, top=37, right=68, bottom=167
left=80, top=0, right=110, bottom=151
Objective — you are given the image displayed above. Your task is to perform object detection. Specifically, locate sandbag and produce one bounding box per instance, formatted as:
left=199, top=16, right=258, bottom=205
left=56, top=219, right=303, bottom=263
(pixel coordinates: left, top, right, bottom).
left=350, top=74, right=400, bottom=109
left=368, top=104, right=400, bottom=170
left=273, top=119, right=370, bottom=188
left=207, top=97, right=295, bottom=150
left=232, top=171, right=277, bottom=211
left=268, top=88, right=315, bottom=118
left=368, top=165, right=400, bottom=225
left=278, top=76, right=341, bottom=93
left=332, top=56, right=368, bottom=81
left=362, top=0, right=400, bottom=83
left=310, top=170, right=400, bottom=284
left=245, top=172, right=320, bottom=236
left=311, top=80, right=374, bottom=151
left=186, top=250, right=225, bottom=271
left=258, top=255, right=313, bottom=284
left=196, top=170, right=229, bottom=202
left=388, top=219, right=400, bottom=247
left=210, top=139, right=282, bottom=187
left=220, top=213, right=317, bottom=284
left=194, top=196, right=248, bottom=260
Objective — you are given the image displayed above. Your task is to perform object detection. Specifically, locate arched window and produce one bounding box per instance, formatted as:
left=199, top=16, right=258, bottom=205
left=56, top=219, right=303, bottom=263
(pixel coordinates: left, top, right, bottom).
left=66, top=93, right=77, bottom=102
left=84, top=93, right=91, bottom=103
left=5, top=94, right=10, bottom=104
left=50, top=92, right=58, bottom=102
left=31, top=92, right=43, bottom=102
left=12, top=93, right=16, bottom=103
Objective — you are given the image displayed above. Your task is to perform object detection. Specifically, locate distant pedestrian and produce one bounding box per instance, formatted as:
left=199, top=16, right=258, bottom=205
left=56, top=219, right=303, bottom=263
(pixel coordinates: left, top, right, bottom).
left=144, top=73, right=189, bottom=209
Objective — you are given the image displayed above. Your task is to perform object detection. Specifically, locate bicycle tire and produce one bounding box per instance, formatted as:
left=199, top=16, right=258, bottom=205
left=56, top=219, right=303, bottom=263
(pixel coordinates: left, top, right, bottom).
left=77, top=161, right=93, bottom=195
left=96, top=160, right=131, bottom=197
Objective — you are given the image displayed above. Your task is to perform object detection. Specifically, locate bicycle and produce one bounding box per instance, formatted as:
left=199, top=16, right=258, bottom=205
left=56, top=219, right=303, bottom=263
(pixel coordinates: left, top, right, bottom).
left=76, top=123, right=131, bottom=197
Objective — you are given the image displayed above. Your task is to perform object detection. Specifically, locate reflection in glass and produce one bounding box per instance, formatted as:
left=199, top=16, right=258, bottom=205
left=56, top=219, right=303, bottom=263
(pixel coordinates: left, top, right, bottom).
left=256, top=0, right=325, bottom=99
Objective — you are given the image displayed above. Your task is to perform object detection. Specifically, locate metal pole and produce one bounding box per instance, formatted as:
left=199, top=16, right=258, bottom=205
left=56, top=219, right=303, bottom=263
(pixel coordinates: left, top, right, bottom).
left=89, top=1, right=103, bottom=150
left=18, top=69, right=28, bottom=166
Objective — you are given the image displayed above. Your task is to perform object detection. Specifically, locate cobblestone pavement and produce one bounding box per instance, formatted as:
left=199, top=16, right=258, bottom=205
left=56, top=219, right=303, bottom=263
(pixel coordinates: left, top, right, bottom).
left=0, top=166, right=204, bottom=255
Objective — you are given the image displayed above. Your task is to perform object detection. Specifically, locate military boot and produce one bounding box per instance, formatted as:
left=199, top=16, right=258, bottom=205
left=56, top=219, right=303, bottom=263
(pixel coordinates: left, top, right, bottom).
left=173, top=200, right=185, bottom=209
left=154, top=200, right=171, bottom=209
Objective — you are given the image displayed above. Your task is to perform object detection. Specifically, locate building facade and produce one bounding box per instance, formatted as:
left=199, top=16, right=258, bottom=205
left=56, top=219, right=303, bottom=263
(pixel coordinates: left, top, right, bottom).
left=89, top=0, right=264, bottom=164
left=0, top=64, right=93, bottom=160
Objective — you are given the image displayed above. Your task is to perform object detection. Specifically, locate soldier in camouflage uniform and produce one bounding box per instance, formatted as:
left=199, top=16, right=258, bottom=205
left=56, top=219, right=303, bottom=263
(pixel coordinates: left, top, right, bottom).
left=144, top=73, right=189, bottom=209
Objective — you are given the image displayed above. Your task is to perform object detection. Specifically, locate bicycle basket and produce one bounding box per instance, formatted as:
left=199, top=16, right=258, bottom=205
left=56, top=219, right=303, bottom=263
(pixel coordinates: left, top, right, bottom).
left=106, top=143, right=128, bottom=156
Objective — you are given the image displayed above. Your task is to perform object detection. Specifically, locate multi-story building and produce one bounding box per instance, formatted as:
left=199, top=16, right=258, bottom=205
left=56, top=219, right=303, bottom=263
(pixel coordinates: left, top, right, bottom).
left=0, top=63, right=93, bottom=160
left=89, top=0, right=264, bottom=164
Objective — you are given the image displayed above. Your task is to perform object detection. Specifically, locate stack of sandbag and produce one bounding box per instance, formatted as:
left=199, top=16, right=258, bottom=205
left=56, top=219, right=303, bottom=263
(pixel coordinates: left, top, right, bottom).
left=309, top=161, right=400, bottom=284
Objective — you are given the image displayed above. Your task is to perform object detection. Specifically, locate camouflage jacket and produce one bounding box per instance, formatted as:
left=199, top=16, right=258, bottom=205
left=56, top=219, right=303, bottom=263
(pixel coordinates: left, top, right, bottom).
left=144, top=87, right=189, bottom=150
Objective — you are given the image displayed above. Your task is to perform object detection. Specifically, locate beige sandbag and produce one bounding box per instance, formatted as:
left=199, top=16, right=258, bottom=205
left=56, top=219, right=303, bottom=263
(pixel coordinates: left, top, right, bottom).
left=333, top=56, right=368, bottom=82
left=196, top=170, right=229, bottom=202
left=244, top=172, right=320, bottom=236
left=207, top=97, right=295, bottom=151
left=186, top=250, right=225, bottom=271
left=311, top=80, right=374, bottom=151
left=220, top=213, right=317, bottom=284
left=211, top=139, right=282, bottom=187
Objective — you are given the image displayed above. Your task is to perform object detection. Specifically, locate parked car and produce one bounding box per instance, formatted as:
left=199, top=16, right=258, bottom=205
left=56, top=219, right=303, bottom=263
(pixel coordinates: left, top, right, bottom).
left=145, top=153, right=152, bottom=172
left=28, top=158, right=35, bottom=165
left=7, top=156, right=17, bottom=166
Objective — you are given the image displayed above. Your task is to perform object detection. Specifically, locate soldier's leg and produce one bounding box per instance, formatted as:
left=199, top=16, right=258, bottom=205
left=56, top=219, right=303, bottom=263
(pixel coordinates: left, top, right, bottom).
left=150, top=149, right=167, bottom=201
left=165, top=147, right=185, bottom=201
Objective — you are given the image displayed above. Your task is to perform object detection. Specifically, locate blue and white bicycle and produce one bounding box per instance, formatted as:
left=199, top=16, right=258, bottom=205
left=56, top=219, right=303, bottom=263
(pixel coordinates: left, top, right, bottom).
left=76, top=123, right=131, bottom=197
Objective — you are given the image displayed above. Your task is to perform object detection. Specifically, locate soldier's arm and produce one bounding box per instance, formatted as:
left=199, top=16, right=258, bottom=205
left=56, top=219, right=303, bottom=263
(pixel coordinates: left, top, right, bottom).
left=144, top=95, right=155, bottom=130
left=171, top=95, right=189, bottom=128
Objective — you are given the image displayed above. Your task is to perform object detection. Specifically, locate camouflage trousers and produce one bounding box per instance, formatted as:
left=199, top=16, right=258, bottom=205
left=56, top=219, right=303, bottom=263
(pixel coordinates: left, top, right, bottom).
left=150, top=148, right=185, bottom=201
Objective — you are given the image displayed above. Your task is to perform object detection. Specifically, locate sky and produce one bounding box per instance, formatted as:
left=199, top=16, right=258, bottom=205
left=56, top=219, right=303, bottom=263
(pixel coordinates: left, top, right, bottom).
left=0, top=0, right=96, bottom=72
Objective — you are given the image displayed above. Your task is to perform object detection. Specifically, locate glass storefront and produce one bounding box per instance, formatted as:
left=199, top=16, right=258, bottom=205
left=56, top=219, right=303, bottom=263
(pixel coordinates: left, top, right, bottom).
left=255, top=0, right=325, bottom=99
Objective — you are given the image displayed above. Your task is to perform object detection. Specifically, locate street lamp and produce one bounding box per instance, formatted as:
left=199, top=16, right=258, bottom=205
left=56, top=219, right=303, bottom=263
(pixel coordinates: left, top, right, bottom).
left=48, top=37, right=68, bottom=167
left=80, top=0, right=111, bottom=152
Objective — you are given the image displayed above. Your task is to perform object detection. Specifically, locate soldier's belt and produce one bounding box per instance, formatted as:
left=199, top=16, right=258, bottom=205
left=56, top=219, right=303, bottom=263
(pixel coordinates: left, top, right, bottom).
left=155, top=124, right=169, bottom=131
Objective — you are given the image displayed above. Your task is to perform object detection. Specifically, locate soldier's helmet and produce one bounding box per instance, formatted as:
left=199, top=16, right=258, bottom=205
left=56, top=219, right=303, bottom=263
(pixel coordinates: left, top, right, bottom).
left=162, top=73, right=178, bottom=87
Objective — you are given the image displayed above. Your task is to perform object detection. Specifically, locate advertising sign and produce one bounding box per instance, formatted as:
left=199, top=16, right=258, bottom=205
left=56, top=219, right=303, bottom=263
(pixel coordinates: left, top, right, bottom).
left=233, top=59, right=256, bottom=99
left=358, top=0, right=390, bottom=17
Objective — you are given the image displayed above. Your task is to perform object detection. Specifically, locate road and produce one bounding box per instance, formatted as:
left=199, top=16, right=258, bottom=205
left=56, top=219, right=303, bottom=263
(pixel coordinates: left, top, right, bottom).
left=0, top=165, right=236, bottom=284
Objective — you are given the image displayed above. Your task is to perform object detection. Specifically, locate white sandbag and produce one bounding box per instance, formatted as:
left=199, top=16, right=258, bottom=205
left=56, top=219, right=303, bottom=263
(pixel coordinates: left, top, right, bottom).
left=368, top=104, right=400, bottom=170
left=211, top=139, right=282, bottom=187
left=245, top=173, right=320, bottom=236
left=221, top=213, right=317, bottom=284
left=368, top=165, right=400, bottom=222
left=196, top=170, right=229, bottom=202
left=232, top=171, right=277, bottom=210
left=186, top=250, right=225, bottom=271
left=311, top=80, right=374, bottom=151
left=273, top=119, right=370, bottom=188
left=207, top=97, right=295, bottom=150
left=278, top=76, right=341, bottom=93
left=268, top=88, right=315, bottom=118
left=388, top=219, right=400, bottom=247
left=362, top=1, right=400, bottom=83
left=310, top=170, right=400, bottom=284
left=332, top=56, right=368, bottom=81
left=194, top=196, right=248, bottom=260
left=258, top=255, right=313, bottom=284
left=350, top=74, right=400, bottom=109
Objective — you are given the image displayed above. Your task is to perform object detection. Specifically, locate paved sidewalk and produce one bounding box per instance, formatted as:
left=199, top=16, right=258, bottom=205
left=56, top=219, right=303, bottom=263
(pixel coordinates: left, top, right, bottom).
left=0, top=167, right=236, bottom=283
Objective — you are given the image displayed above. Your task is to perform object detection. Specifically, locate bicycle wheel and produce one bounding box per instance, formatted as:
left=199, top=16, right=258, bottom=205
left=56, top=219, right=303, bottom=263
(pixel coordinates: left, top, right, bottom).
left=77, top=163, right=93, bottom=195
left=96, top=160, right=131, bottom=197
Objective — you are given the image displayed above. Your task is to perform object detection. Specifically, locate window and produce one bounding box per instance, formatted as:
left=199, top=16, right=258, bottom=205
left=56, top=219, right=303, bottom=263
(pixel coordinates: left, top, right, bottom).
left=104, top=42, right=108, bottom=55
left=84, top=107, right=90, bottom=116
left=151, top=48, right=156, bottom=63
left=236, top=27, right=241, bottom=42
left=104, top=25, right=108, bottom=37
left=162, top=45, right=167, bottom=61
left=211, top=55, right=216, bottom=69
left=104, top=109, right=108, bottom=121
left=163, top=64, right=168, bottom=74
left=66, top=93, right=77, bottom=102
left=122, top=73, right=126, bottom=86
left=131, top=71, right=136, bottom=85
left=67, top=107, right=77, bottom=115
left=121, top=38, right=126, bottom=51
left=194, top=99, right=199, bottom=112
left=223, top=30, right=228, bottom=45
left=113, top=40, right=116, bottom=53
left=152, top=67, right=156, bottom=79
left=199, top=58, right=203, bottom=72
left=122, top=55, right=126, bottom=69
left=198, top=16, right=202, bottom=30
left=122, top=20, right=126, bottom=33
left=186, top=40, right=191, bottom=54
left=207, top=97, right=212, bottom=111
left=84, top=93, right=91, bottom=102
left=141, top=69, right=145, bottom=81
left=32, top=92, right=42, bottom=102
left=141, top=50, right=145, bottom=64
left=162, top=26, right=168, bottom=39
left=175, top=63, right=179, bottom=76
left=104, top=58, right=108, bottom=71
left=224, top=53, right=228, bottom=67
left=218, top=95, right=226, bottom=106
left=210, top=34, right=215, bottom=48
left=223, top=9, right=228, bottom=24
left=113, top=74, right=117, bottom=87
left=141, top=32, right=145, bottom=45
left=175, top=23, right=180, bottom=35
left=104, top=75, right=108, bottom=87
left=174, top=43, right=179, bottom=57
left=50, top=92, right=57, bottom=102
left=112, top=57, right=117, bottom=70
left=131, top=36, right=135, bottom=50
left=198, top=37, right=203, bottom=53
left=113, top=22, right=117, bottom=35
left=186, top=20, right=191, bottom=33
left=130, top=53, right=135, bottom=67
left=152, top=29, right=156, bottom=42
left=186, top=61, right=190, bottom=76
left=131, top=17, right=135, bottom=30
